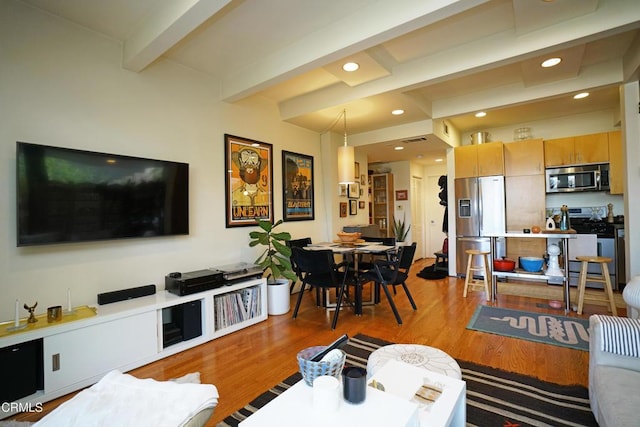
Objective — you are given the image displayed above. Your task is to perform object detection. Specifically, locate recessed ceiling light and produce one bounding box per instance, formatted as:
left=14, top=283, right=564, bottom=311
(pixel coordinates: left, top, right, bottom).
left=391, top=109, right=404, bottom=115
left=342, top=62, right=359, bottom=72
left=541, top=57, right=561, bottom=67
left=475, top=111, right=487, bottom=118
left=394, top=146, right=404, bottom=151
left=435, top=158, right=444, bottom=163
left=573, top=92, right=590, bottom=99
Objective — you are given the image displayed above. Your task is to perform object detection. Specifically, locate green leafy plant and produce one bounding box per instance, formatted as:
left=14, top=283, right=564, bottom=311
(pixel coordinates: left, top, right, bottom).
left=249, top=219, right=297, bottom=282
left=392, top=214, right=411, bottom=242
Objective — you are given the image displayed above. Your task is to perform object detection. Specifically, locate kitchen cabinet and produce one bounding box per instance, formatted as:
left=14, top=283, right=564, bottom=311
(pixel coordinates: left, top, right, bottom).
left=370, top=173, right=394, bottom=237
left=544, top=132, right=609, bottom=167
left=504, top=139, right=544, bottom=176
left=454, top=142, right=504, bottom=178
left=505, top=174, right=546, bottom=258
left=608, top=130, right=624, bottom=194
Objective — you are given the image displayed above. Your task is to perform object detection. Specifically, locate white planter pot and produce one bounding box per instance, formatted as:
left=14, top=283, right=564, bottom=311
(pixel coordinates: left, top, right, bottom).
left=267, top=279, right=290, bottom=315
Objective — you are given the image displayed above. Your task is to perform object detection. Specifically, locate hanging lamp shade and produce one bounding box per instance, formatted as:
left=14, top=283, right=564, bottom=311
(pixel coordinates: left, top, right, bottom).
left=337, top=109, right=355, bottom=184
left=337, top=144, right=355, bottom=184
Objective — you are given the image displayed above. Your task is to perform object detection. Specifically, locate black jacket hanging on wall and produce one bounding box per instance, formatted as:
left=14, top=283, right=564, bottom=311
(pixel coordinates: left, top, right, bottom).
left=438, top=175, right=448, bottom=233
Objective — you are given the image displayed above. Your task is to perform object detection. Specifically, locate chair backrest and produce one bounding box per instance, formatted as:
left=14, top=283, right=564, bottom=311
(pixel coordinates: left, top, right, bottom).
left=362, top=236, right=396, bottom=246
left=287, top=237, right=312, bottom=249
left=291, top=247, right=335, bottom=277
left=398, top=242, right=417, bottom=270
left=287, top=238, right=312, bottom=277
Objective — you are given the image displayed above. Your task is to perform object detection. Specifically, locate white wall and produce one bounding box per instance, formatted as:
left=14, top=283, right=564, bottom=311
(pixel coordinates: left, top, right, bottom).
left=0, top=2, right=326, bottom=321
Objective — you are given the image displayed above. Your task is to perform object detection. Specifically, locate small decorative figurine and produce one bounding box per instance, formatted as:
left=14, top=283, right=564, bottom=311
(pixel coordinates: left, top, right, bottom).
left=24, top=302, right=38, bottom=323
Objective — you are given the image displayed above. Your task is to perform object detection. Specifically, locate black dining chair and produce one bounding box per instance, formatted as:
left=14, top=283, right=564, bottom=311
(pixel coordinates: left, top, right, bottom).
left=290, top=247, right=354, bottom=329
left=358, top=242, right=417, bottom=325
left=354, top=235, right=397, bottom=273
left=286, top=237, right=312, bottom=294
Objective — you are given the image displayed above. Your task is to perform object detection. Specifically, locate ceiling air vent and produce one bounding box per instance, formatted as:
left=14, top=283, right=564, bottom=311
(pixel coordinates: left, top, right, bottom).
left=402, top=137, right=428, bottom=143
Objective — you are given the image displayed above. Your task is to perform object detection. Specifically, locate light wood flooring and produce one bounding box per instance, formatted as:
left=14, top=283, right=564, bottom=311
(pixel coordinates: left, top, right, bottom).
left=14, top=257, right=623, bottom=425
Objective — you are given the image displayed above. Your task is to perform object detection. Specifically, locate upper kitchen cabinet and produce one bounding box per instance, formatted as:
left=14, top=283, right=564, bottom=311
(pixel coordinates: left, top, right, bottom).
left=544, top=132, right=609, bottom=167
left=608, top=130, right=624, bottom=195
left=454, top=142, right=504, bottom=178
left=504, top=139, right=544, bottom=176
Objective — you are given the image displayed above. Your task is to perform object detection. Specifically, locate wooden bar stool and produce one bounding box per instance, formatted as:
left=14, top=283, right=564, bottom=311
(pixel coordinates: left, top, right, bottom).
left=463, top=249, right=491, bottom=300
left=575, top=256, right=617, bottom=316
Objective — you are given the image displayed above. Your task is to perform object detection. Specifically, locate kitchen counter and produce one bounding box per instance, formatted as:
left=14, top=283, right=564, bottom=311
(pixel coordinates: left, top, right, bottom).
left=486, top=232, right=576, bottom=312
left=486, top=231, right=577, bottom=239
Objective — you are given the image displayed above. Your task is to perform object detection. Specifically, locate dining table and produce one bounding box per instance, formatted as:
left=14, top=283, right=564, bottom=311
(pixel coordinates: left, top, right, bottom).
left=304, top=241, right=397, bottom=314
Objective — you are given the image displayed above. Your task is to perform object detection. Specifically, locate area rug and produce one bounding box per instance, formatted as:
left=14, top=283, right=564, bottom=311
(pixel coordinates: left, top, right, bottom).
left=467, top=305, right=590, bottom=351
left=218, top=334, right=596, bottom=427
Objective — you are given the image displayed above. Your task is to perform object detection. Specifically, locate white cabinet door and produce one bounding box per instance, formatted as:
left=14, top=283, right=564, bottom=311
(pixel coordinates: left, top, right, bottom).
left=43, top=312, right=157, bottom=393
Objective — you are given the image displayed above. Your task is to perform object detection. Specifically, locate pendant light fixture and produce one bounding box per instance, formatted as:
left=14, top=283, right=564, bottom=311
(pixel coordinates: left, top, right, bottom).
left=337, top=109, right=355, bottom=184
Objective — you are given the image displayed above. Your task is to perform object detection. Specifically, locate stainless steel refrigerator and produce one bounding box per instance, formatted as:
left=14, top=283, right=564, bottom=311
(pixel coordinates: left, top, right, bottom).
left=455, top=175, right=506, bottom=277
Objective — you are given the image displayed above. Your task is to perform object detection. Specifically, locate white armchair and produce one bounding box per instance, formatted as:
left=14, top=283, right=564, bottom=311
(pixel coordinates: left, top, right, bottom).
left=589, top=314, right=640, bottom=427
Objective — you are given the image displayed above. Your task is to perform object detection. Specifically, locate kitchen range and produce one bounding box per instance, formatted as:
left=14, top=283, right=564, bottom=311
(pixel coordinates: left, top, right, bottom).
left=548, top=206, right=625, bottom=290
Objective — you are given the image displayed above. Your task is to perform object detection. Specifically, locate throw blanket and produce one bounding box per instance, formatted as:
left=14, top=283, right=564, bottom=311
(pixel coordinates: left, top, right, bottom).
left=34, top=370, right=218, bottom=427
left=597, top=315, right=640, bottom=357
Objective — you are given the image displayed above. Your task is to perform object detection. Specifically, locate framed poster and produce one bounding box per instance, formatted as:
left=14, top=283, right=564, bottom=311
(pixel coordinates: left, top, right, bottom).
left=224, top=134, right=273, bottom=228
left=282, top=151, right=314, bottom=221
left=349, top=199, right=358, bottom=215
left=339, top=202, right=347, bottom=217
left=347, top=182, right=360, bottom=198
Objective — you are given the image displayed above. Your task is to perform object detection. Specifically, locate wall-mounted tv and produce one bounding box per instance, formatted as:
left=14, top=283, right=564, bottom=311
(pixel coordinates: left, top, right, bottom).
left=17, top=142, right=189, bottom=246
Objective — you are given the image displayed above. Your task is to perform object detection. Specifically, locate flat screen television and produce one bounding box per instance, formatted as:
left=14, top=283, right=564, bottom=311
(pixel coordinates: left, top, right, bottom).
left=17, top=142, right=189, bottom=246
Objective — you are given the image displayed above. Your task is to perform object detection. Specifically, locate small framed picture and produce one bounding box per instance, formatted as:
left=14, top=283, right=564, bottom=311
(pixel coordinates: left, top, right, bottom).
left=338, top=183, right=348, bottom=197
left=348, top=182, right=360, bottom=198
left=358, top=200, right=365, bottom=209
left=395, top=190, right=408, bottom=201
left=339, top=202, right=348, bottom=217
left=360, top=174, right=366, bottom=185
left=349, top=199, right=357, bottom=215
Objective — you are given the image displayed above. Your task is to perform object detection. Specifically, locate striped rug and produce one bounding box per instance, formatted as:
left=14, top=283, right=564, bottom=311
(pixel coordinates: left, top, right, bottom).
left=218, top=334, right=597, bottom=427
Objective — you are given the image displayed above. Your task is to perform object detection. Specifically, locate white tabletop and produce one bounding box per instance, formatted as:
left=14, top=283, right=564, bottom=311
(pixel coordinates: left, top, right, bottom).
left=239, top=376, right=419, bottom=427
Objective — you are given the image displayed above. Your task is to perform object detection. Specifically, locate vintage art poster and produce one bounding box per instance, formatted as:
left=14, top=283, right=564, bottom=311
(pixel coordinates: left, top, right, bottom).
left=282, top=151, right=314, bottom=221
left=224, top=134, right=273, bottom=227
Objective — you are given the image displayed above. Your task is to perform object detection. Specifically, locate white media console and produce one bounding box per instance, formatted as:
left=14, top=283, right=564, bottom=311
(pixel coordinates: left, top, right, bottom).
left=0, top=277, right=267, bottom=419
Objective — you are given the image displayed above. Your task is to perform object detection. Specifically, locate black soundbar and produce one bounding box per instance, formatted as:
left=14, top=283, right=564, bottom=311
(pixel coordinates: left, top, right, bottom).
left=97, top=284, right=156, bottom=305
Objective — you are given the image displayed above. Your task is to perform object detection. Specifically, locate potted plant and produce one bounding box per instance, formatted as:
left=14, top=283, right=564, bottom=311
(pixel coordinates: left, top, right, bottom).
left=249, top=219, right=297, bottom=315
left=392, top=214, right=411, bottom=243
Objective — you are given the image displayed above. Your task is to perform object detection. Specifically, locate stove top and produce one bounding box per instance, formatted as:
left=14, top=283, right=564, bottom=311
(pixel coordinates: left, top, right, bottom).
left=569, top=218, right=615, bottom=237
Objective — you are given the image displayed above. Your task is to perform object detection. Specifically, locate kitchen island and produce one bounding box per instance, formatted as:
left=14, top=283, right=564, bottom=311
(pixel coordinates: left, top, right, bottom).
left=488, top=232, right=576, bottom=312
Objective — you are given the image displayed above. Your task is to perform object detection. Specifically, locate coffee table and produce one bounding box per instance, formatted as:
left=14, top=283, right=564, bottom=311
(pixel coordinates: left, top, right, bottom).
left=370, top=359, right=466, bottom=427
left=238, top=374, right=419, bottom=427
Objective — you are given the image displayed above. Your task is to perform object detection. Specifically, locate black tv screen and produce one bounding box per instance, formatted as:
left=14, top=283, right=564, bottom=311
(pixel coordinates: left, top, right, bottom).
left=17, top=142, right=189, bottom=246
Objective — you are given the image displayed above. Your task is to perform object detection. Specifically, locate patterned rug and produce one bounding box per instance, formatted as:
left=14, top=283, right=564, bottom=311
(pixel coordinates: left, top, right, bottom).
left=467, top=305, right=590, bottom=351
left=218, top=334, right=596, bottom=427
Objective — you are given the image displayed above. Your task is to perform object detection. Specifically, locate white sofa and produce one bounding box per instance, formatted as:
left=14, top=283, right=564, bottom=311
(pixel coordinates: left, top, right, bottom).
left=589, top=315, right=640, bottom=426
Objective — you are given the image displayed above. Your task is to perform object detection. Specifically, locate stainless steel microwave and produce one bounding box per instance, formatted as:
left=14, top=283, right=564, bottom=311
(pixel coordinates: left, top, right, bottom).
left=546, top=164, right=610, bottom=193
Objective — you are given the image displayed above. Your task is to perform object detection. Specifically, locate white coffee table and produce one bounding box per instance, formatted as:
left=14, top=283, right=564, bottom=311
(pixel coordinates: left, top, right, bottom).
left=239, top=374, right=420, bottom=427
left=370, top=359, right=466, bottom=427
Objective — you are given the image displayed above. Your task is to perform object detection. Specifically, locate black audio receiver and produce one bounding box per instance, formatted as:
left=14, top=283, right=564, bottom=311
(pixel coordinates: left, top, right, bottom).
left=165, top=269, right=225, bottom=296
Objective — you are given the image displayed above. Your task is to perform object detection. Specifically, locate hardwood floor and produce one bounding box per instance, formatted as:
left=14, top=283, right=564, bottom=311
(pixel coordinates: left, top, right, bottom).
left=14, top=257, right=622, bottom=425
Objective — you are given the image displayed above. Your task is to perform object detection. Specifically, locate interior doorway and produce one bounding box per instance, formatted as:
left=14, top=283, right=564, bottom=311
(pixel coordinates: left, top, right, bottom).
left=410, top=175, right=424, bottom=260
